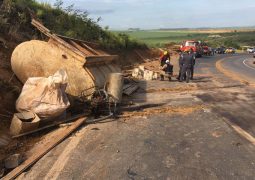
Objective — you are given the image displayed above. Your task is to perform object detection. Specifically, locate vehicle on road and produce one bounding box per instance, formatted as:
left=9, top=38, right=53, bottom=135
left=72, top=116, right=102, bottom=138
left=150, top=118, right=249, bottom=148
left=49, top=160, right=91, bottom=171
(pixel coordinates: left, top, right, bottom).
left=225, top=47, right=236, bottom=54
left=202, top=45, right=210, bottom=56
left=209, top=47, right=214, bottom=56
left=180, top=40, right=203, bottom=58
left=203, top=46, right=214, bottom=56
left=215, top=47, right=226, bottom=54
left=247, top=47, right=255, bottom=53
left=253, top=51, right=255, bottom=58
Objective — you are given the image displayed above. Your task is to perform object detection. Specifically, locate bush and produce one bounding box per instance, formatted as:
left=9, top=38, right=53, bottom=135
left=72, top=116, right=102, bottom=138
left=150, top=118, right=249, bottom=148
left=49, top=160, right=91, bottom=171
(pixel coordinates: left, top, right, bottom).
left=0, top=0, right=146, bottom=50
left=223, top=39, right=240, bottom=49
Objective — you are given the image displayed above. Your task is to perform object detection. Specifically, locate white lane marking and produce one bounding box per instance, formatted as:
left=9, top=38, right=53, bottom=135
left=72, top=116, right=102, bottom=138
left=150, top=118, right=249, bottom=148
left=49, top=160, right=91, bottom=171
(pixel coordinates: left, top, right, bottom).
left=223, top=117, right=255, bottom=146
left=44, top=128, right=89, bottom=180
left=243, top=59, right=255, bottom=71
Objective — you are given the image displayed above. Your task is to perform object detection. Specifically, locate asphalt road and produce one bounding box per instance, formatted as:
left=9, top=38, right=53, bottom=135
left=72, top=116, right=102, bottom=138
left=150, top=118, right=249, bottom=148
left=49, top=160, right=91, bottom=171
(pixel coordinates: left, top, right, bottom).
left=219, top=54, right=255, bottom=84
left=195, top=53, right=255, bottom=137
left=15, top=53, right=255, bottom=180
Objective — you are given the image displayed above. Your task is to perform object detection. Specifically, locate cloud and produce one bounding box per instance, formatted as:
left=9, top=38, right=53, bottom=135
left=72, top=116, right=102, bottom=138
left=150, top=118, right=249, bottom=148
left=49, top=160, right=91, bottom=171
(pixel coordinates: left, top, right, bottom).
left=37, top=0, right=255, bottom=29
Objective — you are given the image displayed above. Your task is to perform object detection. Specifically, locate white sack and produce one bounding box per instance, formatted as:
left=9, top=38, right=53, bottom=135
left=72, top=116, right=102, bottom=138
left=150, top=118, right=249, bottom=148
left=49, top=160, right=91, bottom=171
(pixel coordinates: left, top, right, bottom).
left=16, top=70, right=70, bottom=119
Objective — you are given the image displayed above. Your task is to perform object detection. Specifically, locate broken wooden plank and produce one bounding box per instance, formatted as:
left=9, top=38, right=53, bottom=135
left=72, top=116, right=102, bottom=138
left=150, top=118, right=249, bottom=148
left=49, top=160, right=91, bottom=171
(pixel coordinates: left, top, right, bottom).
left=69, top=40, right=94, bottom=56
left=85, top=55, right=119, bottom=65
left=123, top=84, right=139, bottom=96
left=12, top=113, right=88, bottom=138
left=81, top=43, right=100, bottom=55
left=56, top=34, right=99, bottom=47
left=2, top=117, right=87, bottom=180
left=123, top=84, right=134, bottom=91
left=32, top=19, right=86, bottom=59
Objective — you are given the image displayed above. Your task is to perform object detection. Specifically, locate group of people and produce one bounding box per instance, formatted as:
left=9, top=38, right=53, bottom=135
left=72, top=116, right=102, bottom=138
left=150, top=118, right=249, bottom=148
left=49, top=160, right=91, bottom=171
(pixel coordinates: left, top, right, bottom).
left=159, top=49, right=196, bottom=83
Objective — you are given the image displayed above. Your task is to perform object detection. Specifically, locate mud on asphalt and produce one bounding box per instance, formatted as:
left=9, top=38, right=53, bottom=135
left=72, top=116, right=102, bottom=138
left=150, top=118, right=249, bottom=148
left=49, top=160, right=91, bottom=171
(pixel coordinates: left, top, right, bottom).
left=17, top=66, right=255, bottom=179
left=4, top=55, right=255, bottom=179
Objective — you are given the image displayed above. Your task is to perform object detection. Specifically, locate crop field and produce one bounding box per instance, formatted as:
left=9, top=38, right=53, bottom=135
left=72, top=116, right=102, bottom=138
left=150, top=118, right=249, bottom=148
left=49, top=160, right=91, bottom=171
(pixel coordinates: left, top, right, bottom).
left=113, top=29, right=255, bottom=48
left=113, top=30, right=208, bottom=46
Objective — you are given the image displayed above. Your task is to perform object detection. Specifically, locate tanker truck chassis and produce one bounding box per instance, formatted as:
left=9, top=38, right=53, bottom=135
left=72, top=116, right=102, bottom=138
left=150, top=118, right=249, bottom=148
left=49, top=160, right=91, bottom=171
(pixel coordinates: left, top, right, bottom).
left=11, top=19, right=121, bottom=99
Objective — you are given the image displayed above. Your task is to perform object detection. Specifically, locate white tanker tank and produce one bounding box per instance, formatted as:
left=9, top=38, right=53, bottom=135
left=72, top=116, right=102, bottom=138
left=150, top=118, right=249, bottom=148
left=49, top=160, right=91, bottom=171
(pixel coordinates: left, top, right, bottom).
left=11, top=19, right=121, bottom=98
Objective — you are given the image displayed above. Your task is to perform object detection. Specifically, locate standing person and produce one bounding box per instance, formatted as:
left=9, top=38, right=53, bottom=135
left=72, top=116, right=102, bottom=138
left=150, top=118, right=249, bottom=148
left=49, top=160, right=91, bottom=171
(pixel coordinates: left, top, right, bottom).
left=177, top=51, right=184, bottom=80
left=190, top=49, right=196, bottom=80
left=180, top=49, right=194, bottom=83
left=159, top=51, right=171, bottom=81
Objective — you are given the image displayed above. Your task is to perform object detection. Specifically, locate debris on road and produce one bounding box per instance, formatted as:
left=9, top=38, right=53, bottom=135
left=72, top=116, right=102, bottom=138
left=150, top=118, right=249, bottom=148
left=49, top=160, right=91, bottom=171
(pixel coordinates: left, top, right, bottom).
left=132, top=66, right=158, bottom=80
left=106, top=73, right=124, bottom=103
left=4, top=154, right=23, bottom=169
left=121, top=104, right=205, bottom=119
left=123, top=83, right=139, bottom=96
left=3, top=117, right=88, bottom=180
left=12, top=113, right=88, bottom=138
left=10, top=111, right=40, bottom=136
left=146, top=85, right=197, bottom=93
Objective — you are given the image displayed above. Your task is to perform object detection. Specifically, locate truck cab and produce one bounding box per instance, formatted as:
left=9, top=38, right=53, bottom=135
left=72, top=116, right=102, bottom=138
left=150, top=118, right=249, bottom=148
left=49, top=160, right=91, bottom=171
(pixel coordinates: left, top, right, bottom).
left=180, top=40, right=203, bottom=57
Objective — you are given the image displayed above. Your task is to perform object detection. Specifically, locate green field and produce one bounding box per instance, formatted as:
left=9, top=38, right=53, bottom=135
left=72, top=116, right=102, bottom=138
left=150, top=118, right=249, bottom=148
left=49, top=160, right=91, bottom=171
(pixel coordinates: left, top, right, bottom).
left=113, top=30, right=255, bottom=48
left=113, top=30, right=207, bottom=46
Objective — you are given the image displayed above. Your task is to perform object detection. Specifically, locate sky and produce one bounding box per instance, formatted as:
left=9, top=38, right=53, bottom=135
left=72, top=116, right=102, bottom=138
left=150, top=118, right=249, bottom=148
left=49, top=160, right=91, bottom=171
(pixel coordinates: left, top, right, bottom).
left=38, top=0, right=255, bottom=30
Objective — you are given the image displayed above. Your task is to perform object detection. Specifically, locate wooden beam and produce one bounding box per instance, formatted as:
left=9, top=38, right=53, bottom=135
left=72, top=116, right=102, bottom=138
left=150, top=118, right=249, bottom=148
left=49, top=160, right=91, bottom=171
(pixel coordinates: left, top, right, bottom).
left=85, top=55, right=119, bottom=65
left=81, top=43, right=100, bottom=55
left=3, top=117, right=87, bottom=180
left=69, top=40, right=94, bottom=56
left=31, top=19, right=85, bottom=58
left=56, top=34, right=99, bottom=47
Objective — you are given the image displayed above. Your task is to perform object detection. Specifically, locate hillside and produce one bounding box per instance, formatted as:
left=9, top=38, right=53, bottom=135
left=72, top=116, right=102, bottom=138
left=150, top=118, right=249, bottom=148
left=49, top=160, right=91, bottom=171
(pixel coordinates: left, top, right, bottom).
left=0, top=0, right=147, bottom=49
left=0, top=0, right=156, bottom=144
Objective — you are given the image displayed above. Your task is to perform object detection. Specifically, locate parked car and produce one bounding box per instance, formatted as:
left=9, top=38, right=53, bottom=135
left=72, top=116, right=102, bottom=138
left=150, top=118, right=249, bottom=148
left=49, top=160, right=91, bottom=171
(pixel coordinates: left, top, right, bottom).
left=225, top=48, right=236, bottom=54
left=247, top=47, right=255, bottom=53
left=215, top=47, right=226, bottom=54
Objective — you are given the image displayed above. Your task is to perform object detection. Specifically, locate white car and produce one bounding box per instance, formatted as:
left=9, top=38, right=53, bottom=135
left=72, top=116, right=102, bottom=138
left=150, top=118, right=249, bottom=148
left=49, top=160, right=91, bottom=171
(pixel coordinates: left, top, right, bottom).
left=247, top=47, right=255, bottom=53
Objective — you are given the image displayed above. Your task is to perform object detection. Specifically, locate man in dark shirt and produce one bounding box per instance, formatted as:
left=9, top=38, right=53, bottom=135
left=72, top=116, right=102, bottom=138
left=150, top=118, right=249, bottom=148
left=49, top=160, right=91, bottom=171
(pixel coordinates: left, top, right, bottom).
left=190, top=50, right=196, bottom=80
left=177, top=52, right=184, bottom=80
left=180, top=49, right=194, bottom=83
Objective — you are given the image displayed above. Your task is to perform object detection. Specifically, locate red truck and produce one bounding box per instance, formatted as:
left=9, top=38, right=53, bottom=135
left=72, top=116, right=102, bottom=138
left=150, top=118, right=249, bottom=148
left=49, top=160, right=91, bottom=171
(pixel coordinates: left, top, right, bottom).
left=180, top=40, right=203, bottom=57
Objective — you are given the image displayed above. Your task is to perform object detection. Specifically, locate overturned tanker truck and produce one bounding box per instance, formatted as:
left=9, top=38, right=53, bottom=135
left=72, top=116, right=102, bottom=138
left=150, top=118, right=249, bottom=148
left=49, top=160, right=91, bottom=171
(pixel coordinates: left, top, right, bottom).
left=11, top=19, right=121, bottom=99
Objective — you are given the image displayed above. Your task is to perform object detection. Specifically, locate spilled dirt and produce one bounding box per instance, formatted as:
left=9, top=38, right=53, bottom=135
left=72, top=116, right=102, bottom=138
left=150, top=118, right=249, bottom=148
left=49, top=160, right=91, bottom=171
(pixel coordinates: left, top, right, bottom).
left=146, top=85, right=198, bottom=93
left=120, top=104, right=205, bottom=119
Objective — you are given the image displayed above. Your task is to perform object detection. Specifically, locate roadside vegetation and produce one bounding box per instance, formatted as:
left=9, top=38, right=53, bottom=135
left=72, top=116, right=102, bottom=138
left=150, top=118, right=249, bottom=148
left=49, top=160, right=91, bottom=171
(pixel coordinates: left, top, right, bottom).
left=0, top=0, right=146, bottom=50
left=115, top=30, right=255, bottom=49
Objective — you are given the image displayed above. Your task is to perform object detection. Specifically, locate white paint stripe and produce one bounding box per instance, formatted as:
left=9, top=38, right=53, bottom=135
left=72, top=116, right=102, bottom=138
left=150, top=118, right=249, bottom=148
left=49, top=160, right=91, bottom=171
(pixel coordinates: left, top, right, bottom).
left=223, top=118, right=255, bottom=146
left=44, top=128, right=88, bottom=180
left=243, top=59, right=255, bottom=71
left=230, top=123, right=255, bottom=146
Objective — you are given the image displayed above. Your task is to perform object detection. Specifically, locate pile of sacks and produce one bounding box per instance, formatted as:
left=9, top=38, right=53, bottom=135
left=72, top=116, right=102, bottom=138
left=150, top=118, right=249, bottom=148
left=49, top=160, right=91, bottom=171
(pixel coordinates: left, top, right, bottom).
left=132, top=66, right=158, bottom=81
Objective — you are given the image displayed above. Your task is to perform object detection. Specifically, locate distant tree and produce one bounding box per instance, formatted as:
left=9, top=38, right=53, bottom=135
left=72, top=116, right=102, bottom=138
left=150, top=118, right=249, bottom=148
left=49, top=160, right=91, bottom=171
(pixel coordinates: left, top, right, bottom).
left=54, top=0, right=63, bottom=9
left=224, top=39, right=240, bottom=49
left=104, top=26, right=109, bottom=31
